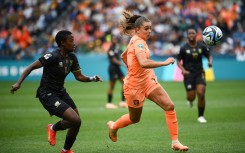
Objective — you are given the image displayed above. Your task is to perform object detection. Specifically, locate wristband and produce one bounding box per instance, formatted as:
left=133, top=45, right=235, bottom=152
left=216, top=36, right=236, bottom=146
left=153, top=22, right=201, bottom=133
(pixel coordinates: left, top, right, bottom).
left=90, top=76, right=96, bottom=82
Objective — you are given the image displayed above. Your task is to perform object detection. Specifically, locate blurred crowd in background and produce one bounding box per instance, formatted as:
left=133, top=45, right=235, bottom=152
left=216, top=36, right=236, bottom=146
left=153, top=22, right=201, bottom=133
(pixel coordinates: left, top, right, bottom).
left=0, top=0, right=245, bottom=61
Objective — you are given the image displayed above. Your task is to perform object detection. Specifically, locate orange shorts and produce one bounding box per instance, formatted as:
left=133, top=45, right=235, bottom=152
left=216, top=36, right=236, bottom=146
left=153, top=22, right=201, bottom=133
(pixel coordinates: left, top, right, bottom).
left=124, top=78, right=161, bottom=108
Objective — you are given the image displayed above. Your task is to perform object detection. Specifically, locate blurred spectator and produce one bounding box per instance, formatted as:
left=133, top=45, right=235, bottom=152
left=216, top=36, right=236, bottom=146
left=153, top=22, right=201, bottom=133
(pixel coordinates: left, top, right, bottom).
left=0, top=0, right=245, bottom=60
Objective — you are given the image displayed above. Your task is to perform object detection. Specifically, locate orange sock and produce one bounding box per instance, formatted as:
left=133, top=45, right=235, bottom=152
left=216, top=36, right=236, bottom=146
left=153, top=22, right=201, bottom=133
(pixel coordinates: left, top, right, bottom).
left=165, top=110, right=178, bottom=140
left=113, top=114, right=133, bottom=130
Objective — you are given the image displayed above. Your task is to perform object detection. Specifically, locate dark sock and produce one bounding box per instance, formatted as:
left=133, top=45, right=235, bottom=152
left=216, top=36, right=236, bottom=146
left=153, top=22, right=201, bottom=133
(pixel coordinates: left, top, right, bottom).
left=121, top=91, right=125, bottom=101
left=108, top=94, right=112, bottom=103
left=198, top=107, right=205, bottom=117
left=64, top=136, right=76, bottom=150
left=52, top=121, right=66, bottom=131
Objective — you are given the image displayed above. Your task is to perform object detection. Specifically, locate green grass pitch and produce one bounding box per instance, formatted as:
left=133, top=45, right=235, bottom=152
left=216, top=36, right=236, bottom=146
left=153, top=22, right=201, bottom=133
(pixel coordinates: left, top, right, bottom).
left=0, top=80, right=245, bottom=153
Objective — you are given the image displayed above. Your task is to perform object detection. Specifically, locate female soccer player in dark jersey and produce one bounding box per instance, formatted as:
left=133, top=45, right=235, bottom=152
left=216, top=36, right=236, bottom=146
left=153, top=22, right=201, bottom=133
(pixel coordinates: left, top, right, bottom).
left=106, top=35, right=127, bottom=109
left=10, top=30, right=102, bottom=153
left=177, top=27, right=212, bottom=123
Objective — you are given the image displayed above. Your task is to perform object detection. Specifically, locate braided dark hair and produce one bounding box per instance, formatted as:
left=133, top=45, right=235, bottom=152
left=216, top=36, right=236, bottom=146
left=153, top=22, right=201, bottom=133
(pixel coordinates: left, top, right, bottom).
left=55, top=30, right=72, bottom=47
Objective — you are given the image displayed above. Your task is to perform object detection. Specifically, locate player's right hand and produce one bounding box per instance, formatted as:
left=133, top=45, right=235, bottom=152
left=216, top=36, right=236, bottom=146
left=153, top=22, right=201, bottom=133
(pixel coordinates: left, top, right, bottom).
left=11, top=83, right=20, bottom=94
left=182, top=70, right=190, bottom=76
left=166, top=57, right=175, bottom=65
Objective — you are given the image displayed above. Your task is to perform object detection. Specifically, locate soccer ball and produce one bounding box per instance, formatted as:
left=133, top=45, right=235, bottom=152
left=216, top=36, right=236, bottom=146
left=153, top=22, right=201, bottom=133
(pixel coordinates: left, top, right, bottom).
left=202, top=26, right=223, bottom=46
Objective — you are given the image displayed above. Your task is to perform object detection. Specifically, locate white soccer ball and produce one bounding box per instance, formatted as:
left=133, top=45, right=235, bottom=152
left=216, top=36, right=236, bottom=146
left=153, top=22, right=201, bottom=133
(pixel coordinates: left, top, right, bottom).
left=202, top=26, right=223, bottom=46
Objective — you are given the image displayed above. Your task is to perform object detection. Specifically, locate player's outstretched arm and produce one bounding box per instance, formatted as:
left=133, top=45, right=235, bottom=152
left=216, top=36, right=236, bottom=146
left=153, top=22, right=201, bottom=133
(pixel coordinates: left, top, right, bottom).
left=11, top=60, right=43, bottom=94
left=73, top=71, right=102, bottom=82
left=136, top=52, right=175, bottom=68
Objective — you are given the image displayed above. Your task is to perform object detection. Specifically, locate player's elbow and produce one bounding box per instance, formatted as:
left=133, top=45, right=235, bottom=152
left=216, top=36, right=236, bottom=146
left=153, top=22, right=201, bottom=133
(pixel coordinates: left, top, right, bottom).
left=139, top=62, right=148, bottom=68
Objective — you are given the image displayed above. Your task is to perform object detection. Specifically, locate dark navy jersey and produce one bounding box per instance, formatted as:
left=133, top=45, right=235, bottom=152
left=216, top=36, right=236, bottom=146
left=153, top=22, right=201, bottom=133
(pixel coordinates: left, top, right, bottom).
left=38, top=49, right=80, bottom=92
left=177, top=42, right=210, bottom=73
left=107, top=44, right=121, bottom=67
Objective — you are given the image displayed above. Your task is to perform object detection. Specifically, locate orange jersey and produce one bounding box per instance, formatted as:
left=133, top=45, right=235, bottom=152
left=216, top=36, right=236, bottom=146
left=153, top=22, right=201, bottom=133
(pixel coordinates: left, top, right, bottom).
left=123, top=35, right=155, bottom=89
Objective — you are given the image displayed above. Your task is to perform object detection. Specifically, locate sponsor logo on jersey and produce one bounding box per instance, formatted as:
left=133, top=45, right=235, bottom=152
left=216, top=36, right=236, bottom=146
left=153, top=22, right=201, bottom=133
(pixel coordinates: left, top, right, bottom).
left=186, top=50, right=190, bottom=54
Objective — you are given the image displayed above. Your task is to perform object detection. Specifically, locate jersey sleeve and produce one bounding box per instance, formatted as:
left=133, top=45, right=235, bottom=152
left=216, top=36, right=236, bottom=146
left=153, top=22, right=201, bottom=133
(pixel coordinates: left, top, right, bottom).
left=177, top=47, right=184, bottom=61
left=38, top=52, right=55, bottom=66
left=70, top=53, right=80, bottom=72
left=133, top=39, right=147, bottom=55
left=202, top=44, right=211, bottom=58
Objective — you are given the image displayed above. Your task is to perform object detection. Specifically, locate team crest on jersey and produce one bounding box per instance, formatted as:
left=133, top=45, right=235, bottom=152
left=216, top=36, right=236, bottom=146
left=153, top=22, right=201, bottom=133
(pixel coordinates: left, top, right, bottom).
left=133, top=100, right=139, bottom=106
left=137, top=44, right=145, bottom=50
left=59, top=62, right=63, bottom=67
left=186, top=50, right=190, bottom=54
left=44, top=54, right=52, bottom=59
left=198, top=48, right=202, bottom=53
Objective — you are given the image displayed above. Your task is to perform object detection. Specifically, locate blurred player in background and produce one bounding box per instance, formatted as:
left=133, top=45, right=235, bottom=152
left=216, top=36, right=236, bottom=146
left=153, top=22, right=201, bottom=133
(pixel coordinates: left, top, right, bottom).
left=177, top=26, right=212, bottom=123
left=11, top=30, right=102, bottom=153
left=107, top=10, right=188, bottom=151
left=106, top=35, right=127, bottom=109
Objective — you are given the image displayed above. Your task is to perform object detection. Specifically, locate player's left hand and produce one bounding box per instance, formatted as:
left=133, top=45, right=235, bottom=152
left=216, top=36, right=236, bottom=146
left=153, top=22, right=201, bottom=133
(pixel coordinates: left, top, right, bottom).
left=94, top=75, right=102, bottom=82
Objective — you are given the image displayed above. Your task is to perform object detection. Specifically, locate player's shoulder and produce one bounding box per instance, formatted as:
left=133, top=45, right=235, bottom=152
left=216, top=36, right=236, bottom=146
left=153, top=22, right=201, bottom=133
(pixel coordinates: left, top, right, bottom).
left=197, top=41, right=207, bottom=48
left=131, top=35, right=145, bottom=44
left=68, top=52, right=77, bottom=59
left=42, top=48, right=59, bottom=60
left=180, top=43, right=189, bottom=50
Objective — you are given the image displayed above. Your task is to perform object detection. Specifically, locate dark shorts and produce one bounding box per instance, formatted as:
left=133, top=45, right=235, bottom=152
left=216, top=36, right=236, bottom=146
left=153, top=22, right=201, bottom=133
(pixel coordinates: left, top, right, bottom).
left=37, top=87, right=76, bottom=117
left=184, top=71, right=206, bottom=91
left=108, top=65, right=124, bottom=81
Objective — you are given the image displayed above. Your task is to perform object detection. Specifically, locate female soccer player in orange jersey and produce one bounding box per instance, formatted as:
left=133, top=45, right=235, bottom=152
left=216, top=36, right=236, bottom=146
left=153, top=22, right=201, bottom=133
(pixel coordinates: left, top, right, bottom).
left=107, top=10, right=188, bottom=151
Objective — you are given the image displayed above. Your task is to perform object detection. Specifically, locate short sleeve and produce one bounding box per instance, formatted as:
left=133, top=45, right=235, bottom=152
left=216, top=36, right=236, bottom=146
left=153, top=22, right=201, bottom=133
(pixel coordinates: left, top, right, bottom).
left=133, top=39, right=147, bottom=55
left=70, top=53, right=80, bottom=72
left=38, top=53, right=55, bottom=66
left=177, top=47, right=184, bottom=61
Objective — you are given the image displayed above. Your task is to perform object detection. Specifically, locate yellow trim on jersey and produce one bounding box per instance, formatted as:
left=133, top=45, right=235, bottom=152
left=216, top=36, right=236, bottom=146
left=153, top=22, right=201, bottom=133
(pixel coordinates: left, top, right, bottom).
left=72, top=69, right=81, bottom=73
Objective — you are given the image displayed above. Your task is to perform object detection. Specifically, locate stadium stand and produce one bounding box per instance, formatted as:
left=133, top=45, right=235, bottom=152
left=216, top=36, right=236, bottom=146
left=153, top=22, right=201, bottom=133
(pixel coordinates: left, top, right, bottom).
left=0, top=0, right=244, bottom=60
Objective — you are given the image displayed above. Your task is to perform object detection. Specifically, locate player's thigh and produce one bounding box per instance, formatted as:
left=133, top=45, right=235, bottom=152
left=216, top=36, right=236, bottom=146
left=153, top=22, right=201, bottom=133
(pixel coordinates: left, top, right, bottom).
left=118, top=68, right=125, bottom=78
left=109, top=66, right=119, bottom=81
left=62, top=107, right=80, bottom=122
left=196, top=84, right=206, bottom=95
left=128, top=106, right=143, bottom=123
left=38, top=93, right=70, bottom=118
left=124, top=86, right=145, bottom=108
left=184, top=75, right=196, bottom=91
left=60, top=91, right=77, bottom=110
left=147, top=85, right=174, bottom=110
left=187, top=90, right=196, bottom=100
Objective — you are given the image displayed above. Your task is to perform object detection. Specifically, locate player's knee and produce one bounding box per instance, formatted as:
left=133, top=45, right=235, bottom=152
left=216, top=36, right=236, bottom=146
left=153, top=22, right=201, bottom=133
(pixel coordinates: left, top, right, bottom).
left=71, top=116, right=81, bottom=128
left=187, top=96, right=195, bottom=102
left=165, top=103, right=175, bottom=111
left=130, top=117, right=141, bottom=123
